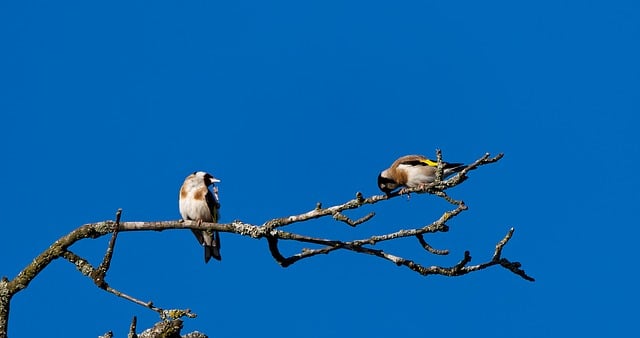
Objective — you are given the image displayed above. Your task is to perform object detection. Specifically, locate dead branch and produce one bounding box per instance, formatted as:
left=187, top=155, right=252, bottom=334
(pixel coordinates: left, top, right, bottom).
left=93, top=208, right=123, bottom=288
left=0, top=151, right=533, bottom=338
left=128, top=316, right=137, bottom=338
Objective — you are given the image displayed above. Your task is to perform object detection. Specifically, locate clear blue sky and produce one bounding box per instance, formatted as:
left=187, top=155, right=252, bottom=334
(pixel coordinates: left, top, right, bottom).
left=1, top=1, right=638, bottom=337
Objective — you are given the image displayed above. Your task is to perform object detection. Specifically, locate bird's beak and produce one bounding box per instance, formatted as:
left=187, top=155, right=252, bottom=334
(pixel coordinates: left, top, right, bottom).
left=211, top=178, right=221, bottom=183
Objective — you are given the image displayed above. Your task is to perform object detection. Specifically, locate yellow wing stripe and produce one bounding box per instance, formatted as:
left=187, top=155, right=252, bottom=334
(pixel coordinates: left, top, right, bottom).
left=419, top=158, right=438, bottom=167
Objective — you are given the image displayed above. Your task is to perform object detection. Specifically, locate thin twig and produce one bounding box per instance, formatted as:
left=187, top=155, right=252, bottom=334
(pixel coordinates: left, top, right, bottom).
left=450, top=229, right=535, bottom=281
left=98, top=331, right=113, bottom=338
left=92, top=209, right=122, bottom=289
left=128, top=316, right=138, bottom=338
left=263, top=194, right=386, bottom=231
left=416, top=234, right=449, bottom=255
left=60, top=250, right=198, bottom=317
left=266, top=236, right=289, bottom=266
left=332, top=211, right=375, bottom=227
left=435, top=148, right=444, bottom=182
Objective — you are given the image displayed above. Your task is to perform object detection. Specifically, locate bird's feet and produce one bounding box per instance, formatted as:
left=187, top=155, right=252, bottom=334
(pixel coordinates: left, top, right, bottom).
left=399, top=187, right=412, bottom=200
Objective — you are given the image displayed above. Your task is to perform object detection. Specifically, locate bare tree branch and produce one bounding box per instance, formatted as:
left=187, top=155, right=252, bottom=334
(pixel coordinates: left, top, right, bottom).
left=0, top=151, right=533, bottom=338
left=263, top=191, right=387, bottom=231
left=93, top=208, right=123, bottom=288
left=138, top=319, right=182, bottom=338
left=61, top=249, right=196, bottom=320
left=416, top=234, right=449, bottom=255
left=128, top=316, right=138, bottom=338
left=333, top=210, right=376, bottom=227
left=98, top=331, right=114, bottom=338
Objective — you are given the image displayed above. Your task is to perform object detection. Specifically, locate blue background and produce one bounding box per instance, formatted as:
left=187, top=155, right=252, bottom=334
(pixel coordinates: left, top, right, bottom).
left=1, top=1, right=638, bottom=337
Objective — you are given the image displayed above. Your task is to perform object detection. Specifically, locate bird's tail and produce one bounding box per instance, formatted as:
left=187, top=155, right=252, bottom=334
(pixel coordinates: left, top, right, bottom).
left=443, top=162, right=464, bottom=170
left=204, top=231, right=222, bottom=263
left=442, top=162, right=470, bottom=178
left=443, top=163, right=466, bottom=176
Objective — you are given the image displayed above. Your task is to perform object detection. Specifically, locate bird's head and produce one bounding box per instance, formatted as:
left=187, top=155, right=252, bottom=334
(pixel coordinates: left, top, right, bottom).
left=192, top=171, right=220, bottom=186
left=377, top=169, right=399, bottom=195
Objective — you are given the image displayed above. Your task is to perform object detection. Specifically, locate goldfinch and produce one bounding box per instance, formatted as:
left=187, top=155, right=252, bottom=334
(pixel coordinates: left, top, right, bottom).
left=179, top=171, right=222, bottom=263
left=377, top=155, right=466, bottom=194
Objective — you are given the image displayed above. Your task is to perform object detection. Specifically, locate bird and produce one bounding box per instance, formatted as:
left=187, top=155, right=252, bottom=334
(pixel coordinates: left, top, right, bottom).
left=179, top=171, right=222, bottom=263
left=377, top=155, right=466, bottom=194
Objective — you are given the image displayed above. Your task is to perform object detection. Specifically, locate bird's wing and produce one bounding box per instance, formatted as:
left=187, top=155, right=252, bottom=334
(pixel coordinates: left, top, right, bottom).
left=204, top=186, right=222, bottom=260
left=395, top=155, right=464, bottom=170
left=191, top=229, right=205, bottom=245
left=393, top=155, right=438, bottom=168
left=205, top=187, right=220, bottom=223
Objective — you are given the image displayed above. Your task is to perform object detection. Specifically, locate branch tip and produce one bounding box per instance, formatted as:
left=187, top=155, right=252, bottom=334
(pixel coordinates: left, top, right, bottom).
left=115, top=208, right=123, bottom=225
left=435, top=149, right=445, bottom=181
left=416, top=234, right=449, bottom=255
left=128, top=316, right=137, bottom=338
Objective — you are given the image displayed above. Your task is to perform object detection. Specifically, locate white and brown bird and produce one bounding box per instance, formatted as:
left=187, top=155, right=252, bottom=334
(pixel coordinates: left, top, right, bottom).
left=377, top=155, right=466, bottom=194
left=179, top=171, right=222, bottom=263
